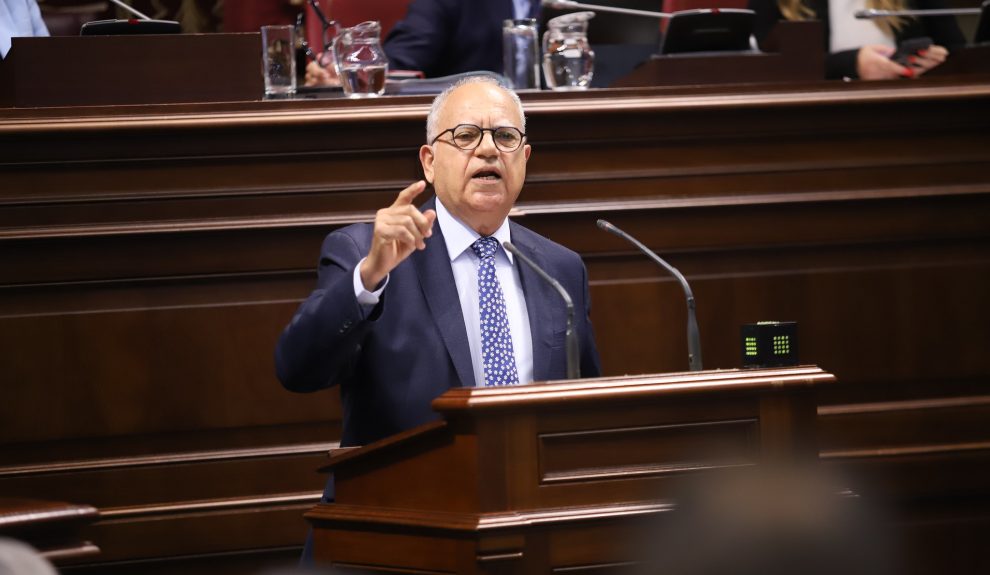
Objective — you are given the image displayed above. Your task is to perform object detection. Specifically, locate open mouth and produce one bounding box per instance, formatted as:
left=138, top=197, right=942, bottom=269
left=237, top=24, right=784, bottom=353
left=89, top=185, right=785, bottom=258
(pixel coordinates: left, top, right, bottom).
left=472, top=169, right=502, bottom=181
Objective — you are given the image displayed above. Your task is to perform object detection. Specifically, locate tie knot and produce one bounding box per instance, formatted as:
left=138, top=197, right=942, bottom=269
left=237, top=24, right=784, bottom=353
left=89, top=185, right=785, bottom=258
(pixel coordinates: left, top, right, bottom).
left=471, top=236, right=499, bottom=259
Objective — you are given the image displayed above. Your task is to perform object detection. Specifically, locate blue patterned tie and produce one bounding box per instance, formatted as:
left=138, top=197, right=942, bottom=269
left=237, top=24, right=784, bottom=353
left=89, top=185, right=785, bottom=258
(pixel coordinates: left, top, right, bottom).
left=471, top=237, right=520, bottom=387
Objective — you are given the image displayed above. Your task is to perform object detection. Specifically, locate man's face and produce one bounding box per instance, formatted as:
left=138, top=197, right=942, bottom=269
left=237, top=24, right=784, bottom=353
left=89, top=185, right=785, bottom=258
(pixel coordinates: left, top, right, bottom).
left=420, top=82, right=531, bottom=236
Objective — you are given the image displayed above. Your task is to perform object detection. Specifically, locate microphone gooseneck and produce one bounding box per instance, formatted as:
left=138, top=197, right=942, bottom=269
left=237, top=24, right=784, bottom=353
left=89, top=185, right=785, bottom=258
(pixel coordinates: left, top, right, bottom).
left=108, top=0, right=153, bottom=20
left=503, top=241, right=580, bottom=380
left=597, top=219, right=703, bottom=372
left=854, top=7, right=982, bottom=18
left=542, top=0, right=673, bottom=19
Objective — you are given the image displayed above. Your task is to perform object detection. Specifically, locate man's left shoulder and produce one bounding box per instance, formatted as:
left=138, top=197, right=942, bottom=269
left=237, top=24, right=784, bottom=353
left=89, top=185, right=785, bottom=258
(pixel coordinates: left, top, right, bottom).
left=509, top=221, right=583, bottom=264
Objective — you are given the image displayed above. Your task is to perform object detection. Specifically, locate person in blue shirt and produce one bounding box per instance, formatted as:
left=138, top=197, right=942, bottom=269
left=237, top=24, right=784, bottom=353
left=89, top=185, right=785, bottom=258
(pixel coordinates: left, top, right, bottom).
left=384, top=0, right=537, bottom=78
left=1, top=0, right=49, bottom=59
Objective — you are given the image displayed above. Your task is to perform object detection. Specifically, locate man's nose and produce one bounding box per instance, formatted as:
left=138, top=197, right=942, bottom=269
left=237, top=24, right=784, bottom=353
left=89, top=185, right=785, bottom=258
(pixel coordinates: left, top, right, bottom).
left=475, top=130, right=499, bottom=155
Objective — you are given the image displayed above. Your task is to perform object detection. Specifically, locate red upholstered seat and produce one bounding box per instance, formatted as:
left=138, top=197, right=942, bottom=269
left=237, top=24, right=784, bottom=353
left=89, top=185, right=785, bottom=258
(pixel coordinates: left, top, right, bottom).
left=304, top=0, right=411, bottom=56
left=316, top=0, right=410, bottom=37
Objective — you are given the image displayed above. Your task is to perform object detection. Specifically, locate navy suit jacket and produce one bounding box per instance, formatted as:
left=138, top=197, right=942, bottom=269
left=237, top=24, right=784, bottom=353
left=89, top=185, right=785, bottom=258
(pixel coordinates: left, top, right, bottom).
left=275, top=197, right=601, bottom=451
left=278, top=196, right=600, bottom=563
left=384, top=0, right=521, bottom=77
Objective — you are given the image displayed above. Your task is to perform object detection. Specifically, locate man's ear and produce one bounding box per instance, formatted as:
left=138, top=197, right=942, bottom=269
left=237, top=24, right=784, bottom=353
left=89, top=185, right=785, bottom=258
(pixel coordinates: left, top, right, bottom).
left=420, top=145, right=435, bottom=184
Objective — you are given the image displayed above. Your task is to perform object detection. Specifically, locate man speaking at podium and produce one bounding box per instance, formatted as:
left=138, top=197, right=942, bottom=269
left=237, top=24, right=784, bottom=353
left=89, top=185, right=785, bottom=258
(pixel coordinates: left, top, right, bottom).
left=276, top=75, right=601, bottom=453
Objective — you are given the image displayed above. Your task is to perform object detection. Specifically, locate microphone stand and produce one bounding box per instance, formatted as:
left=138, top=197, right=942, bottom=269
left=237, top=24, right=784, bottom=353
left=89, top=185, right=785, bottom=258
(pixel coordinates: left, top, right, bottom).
left=543, top=0, right=672, bottom=19
left=84, top=0, right=181, bottom=34
left=855, top=8, right=982, bottom=18
left=108, top=0, right=153, bottom=20
left=597, top=219, right=703, bottom=372
left=503, top=241, right=580, bottom=380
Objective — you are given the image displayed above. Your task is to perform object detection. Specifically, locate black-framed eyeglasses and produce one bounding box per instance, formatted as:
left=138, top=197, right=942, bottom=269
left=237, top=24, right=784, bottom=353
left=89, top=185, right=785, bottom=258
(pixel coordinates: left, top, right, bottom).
left=431, top=124, right=527, bottom=152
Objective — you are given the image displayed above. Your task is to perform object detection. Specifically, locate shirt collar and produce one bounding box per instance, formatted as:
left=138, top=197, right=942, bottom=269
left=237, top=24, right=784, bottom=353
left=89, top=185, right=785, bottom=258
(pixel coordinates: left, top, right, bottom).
left=436, top=197, right=513, bottom=264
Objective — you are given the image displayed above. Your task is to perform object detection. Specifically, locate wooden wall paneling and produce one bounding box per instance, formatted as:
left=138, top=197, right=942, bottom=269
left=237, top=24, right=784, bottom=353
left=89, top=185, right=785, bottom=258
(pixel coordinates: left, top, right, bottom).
left=0, top=498, right=99, bottom=564
left=819, top=396, right=990, bottom=575
left=1, top=80, right=989, bottom=571
left=60, top=546, right=303, bottom=575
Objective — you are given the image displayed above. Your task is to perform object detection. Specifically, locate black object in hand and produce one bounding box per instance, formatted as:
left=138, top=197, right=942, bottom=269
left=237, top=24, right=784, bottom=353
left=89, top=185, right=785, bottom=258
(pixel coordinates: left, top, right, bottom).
left=890, top=36, right=932, bottom=65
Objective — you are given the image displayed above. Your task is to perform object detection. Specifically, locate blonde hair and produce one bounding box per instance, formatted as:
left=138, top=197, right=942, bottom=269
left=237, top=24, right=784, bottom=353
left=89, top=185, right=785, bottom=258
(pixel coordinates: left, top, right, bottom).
left=777, top=0, right=911, bottom=35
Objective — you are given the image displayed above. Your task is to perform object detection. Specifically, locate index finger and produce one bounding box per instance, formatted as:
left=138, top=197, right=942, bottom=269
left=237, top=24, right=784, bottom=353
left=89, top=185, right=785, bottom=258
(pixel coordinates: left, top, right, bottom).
left=392, top=180, right=428, bottom=207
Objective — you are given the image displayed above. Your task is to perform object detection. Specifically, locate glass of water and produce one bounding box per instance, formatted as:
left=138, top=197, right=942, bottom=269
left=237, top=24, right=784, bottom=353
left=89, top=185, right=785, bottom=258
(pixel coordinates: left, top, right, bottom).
left=542, top=11, right=595, bottom=91
left=261, top=24, right=297, bottom=97
left=333, top=21, right=389, bottom=98
left=503, top=18, right=540, bottom=90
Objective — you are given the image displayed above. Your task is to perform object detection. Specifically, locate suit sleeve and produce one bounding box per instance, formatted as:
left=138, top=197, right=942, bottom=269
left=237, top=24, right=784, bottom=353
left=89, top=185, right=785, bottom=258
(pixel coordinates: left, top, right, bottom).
left=382, top=0, right=454, bottom=76
left=825, top=50, right=859, bottom=79
left=274, top=230, right=380, bottom=392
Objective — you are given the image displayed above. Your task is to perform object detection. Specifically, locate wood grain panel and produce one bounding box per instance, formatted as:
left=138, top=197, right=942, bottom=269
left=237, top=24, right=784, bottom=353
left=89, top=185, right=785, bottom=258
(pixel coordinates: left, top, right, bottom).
left=0, top=452, right=328, bottom=508
left=0, top=301, right=327, bottom=441
left=0, top=498, right=100, bottom=564
left=318, top=528, right=460, bottom=573
left=77, top=500, right=314, bottom=563
left=2, top=79, right=989, bottom=572
left=547, top=520, right=643, bottom=571
left=538, top=420, right=758, bottom=483
left=60, top=546, right=302, bottom=575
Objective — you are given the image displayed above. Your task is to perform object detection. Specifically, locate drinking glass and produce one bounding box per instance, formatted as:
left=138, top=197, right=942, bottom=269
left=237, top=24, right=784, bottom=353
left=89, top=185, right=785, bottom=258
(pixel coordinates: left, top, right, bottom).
left=261, top=24, right=297, bottom=97
left=503, top=18, right=540, bottom=90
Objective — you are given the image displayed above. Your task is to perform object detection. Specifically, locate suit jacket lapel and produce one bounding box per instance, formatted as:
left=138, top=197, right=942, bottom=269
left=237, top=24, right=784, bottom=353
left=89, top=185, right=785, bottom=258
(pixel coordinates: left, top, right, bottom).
left=411, top=197, right=475, bottom=388
left=510, top=222, right=555, bottom=383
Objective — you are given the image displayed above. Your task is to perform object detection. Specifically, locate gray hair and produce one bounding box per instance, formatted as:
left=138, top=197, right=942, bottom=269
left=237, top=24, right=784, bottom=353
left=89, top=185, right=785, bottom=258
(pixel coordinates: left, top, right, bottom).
left=425, top=75, right=527, bottom=144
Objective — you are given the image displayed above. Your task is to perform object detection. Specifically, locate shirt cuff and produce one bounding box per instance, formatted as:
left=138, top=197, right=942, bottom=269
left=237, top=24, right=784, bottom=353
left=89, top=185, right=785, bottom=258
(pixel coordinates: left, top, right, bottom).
left=353, top=257, right=388, bottom=307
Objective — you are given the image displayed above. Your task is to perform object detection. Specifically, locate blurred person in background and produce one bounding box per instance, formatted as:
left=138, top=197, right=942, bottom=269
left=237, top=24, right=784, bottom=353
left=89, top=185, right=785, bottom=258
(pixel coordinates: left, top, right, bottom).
left=1, top=0, right=49, bottom=59
left=224, top=0, right=303, bottom=32
left=749, top=0, right=965, bottom=79
left=305, top=0, right=540, bottom=85
left=634, top=464, right=899, bottom=575
left=384, top=0, right=538, bottom=78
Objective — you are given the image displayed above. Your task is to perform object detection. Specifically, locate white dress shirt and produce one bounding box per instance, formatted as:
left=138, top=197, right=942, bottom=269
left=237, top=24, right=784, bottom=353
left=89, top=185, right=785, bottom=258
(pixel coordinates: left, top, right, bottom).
left=829, top=0, right=894, bottom=53
left=0, top=0, right=49, bottom=58
left=513, top=0, right=535, bottom=20
left=352, top=199, right=533, bottom=387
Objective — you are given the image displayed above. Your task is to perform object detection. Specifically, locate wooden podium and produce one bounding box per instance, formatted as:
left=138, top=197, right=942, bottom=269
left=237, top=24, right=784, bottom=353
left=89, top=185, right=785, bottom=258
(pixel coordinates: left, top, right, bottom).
left=307, top=366, right=833, bottom=573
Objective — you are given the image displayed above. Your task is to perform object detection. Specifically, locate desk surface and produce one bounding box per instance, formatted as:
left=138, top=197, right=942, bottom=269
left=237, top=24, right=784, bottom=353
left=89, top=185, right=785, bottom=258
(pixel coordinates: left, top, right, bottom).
left=3, top=76, right=990, bottom=121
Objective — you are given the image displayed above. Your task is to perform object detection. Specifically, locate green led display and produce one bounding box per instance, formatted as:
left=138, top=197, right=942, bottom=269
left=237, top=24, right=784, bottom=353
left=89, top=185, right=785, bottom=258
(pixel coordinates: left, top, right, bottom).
left=742, top=321, right=797, bottom=368
left=745, top=336, right=759, bottom=356
left=773, top=335, right=790, bottom=355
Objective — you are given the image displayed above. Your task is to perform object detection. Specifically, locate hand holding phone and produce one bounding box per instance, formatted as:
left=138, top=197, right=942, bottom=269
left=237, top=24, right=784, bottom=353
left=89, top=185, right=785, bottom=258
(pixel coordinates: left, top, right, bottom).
left=889, top=37, right=933, bottom=66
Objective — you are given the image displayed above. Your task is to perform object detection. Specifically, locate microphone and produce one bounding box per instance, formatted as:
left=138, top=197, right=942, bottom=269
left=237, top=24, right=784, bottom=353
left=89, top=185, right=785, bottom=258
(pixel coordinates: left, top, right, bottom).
left=542, top=0, right=672, bottom=19
left=81, top=0, right=181, bottom=35
left=597, top=219, right=703, bottom=372
left=108, top=0, right=153, bottom=20
left=502, top=241, right=580, bottom=380
left=855, top=7, right=981, bottom=18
